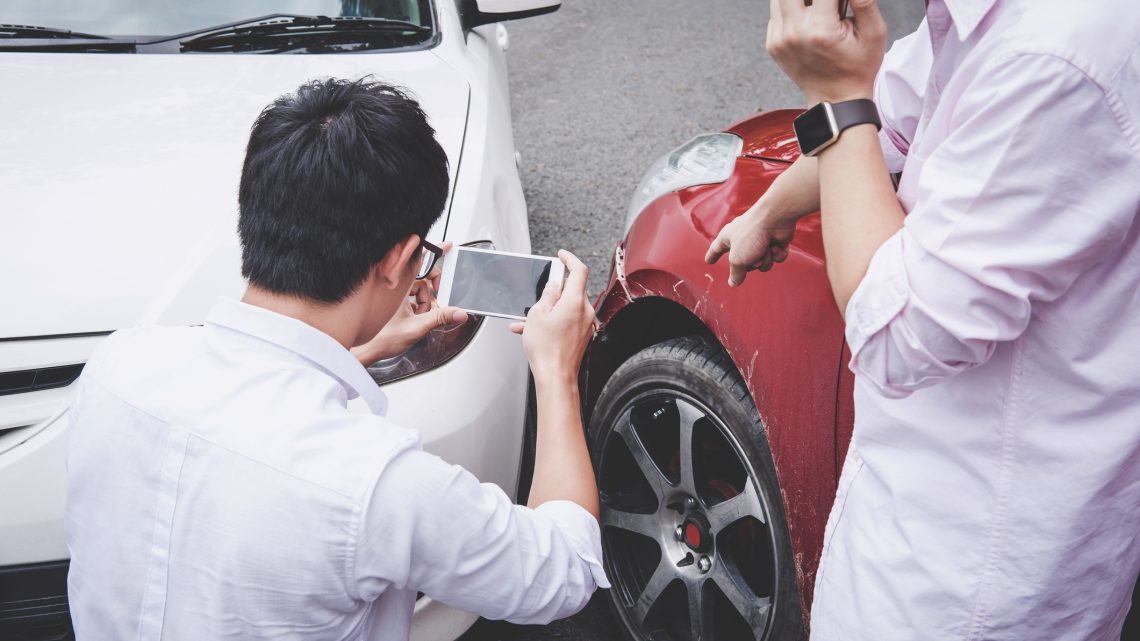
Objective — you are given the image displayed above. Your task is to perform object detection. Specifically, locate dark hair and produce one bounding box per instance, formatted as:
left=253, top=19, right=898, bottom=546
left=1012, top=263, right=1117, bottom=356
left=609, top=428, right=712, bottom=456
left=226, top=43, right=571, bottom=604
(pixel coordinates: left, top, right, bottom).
left=238, top=77, right=449, bottom=303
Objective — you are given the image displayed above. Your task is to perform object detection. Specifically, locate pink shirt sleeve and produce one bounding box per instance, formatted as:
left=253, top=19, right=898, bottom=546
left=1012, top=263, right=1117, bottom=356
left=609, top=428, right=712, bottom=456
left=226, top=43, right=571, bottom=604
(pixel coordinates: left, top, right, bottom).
left=847, top=52, right=1140, bottom=398
left=874, top=19, right=932, bottom=173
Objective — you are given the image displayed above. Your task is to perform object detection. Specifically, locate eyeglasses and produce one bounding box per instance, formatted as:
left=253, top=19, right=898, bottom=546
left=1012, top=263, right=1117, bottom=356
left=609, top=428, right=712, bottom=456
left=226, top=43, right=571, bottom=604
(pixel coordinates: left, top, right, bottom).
left=416, top=240, right=444, bottom=280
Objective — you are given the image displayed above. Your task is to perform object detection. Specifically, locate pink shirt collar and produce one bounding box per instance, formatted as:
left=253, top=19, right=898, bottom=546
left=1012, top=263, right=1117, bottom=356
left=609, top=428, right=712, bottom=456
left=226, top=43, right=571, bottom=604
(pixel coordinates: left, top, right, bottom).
left=932, top=0, right=999, bottom=39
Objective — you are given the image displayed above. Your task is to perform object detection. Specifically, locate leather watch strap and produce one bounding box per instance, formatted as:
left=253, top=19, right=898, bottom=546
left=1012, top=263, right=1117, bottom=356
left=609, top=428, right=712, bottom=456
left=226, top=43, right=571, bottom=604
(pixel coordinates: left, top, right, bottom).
left=831, top=98, right=881, bottom=133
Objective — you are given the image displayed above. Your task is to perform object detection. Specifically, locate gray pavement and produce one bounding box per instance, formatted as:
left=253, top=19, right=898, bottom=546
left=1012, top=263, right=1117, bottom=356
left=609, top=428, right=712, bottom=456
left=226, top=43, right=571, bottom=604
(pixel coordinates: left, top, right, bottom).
left=461, top=2, right=925, bottom=639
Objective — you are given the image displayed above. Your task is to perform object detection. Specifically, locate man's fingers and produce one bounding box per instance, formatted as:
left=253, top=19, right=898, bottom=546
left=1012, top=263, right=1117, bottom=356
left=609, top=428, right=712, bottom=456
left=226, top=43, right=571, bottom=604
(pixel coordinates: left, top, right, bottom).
left=558, top=249, right=589, bottom=300
left=850, top=0, right=885, bottom=38
left=419, top=305, right=466, bottom=333
left=811, top=0, right=841, bottom=19
left=508, top=321, right=525, bottom=335
left=412, top=280, right=434, bottom=308
left=445, top=307, right=468, bottom=325
left=728, top=259, right=749, bottom=288
left=849, top=0, right=879, bottom=17
left=705, top=234, right=729, bottom=265
left=532, top=280, right=562, bottom=313
left=777, top=0, right=802, bottom=20
left=771, top=245, right=790, bottom=263
left=756, top=253, right=776, bottom=272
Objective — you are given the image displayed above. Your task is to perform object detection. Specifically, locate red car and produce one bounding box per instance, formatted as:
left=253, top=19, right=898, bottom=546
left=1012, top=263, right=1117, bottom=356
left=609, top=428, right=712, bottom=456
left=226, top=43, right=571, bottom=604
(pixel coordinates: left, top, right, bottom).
left=583, top=110, right=1140, bottom=641
left=584, top=109, right=855, bottom=641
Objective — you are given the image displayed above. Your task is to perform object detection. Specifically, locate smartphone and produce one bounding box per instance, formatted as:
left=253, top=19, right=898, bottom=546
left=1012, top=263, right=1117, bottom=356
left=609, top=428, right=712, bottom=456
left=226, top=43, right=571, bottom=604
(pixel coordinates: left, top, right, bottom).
left=437, top=246, right=566, bottom=320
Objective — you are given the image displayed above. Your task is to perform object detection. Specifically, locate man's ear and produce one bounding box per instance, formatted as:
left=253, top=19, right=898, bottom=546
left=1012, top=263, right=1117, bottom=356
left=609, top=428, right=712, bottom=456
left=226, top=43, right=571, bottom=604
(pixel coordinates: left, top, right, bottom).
left=375, top=235, right=422, bottom=289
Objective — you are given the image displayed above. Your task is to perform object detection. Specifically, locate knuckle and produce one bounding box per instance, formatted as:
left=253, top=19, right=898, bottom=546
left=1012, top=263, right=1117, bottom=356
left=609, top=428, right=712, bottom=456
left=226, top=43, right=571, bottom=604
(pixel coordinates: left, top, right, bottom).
left=806, top=30, right=831, bottom=48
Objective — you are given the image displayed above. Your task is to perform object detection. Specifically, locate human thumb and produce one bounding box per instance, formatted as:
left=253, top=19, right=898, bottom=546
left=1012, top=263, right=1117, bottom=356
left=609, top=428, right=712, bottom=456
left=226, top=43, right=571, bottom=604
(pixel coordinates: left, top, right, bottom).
left=422, top=306, right=467, bottom=333
left=850, top=0, right=883, bottom=26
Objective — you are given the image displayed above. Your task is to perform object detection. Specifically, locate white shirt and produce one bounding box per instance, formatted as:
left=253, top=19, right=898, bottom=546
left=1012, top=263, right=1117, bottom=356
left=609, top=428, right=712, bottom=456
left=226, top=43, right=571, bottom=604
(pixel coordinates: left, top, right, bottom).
left=65, top=298, right=607, bottom=640
left=811, top=1, right=1140, bottom=640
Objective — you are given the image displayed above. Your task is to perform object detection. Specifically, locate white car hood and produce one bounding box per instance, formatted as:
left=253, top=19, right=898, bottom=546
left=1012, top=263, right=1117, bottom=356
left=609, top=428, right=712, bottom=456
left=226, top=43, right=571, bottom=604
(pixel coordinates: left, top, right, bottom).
left=0, top=51, right=468, bottom=339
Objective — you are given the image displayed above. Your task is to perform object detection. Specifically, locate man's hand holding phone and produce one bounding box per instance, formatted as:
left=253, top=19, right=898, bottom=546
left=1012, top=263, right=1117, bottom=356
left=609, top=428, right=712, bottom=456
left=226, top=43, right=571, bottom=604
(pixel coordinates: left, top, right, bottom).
left=509, top=249, right=600, bottom=519
left=509, top=250, right=596, bottom=385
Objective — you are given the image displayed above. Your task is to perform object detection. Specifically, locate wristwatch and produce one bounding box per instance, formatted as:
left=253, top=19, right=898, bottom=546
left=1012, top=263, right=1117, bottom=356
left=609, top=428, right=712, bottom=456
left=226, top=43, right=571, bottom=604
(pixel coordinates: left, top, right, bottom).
left=793, top=99, right=881, bottom=157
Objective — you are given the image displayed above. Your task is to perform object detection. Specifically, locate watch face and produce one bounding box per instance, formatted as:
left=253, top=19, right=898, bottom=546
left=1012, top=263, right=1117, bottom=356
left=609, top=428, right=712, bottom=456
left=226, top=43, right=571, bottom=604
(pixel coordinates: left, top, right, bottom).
left=794, top=103, right=837, bottom=155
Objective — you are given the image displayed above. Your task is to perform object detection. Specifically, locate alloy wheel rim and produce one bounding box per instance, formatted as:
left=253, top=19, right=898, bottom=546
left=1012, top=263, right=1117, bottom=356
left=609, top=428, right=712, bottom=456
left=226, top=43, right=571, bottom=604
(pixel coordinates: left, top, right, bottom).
left=599, top=390, right=778, bottom=641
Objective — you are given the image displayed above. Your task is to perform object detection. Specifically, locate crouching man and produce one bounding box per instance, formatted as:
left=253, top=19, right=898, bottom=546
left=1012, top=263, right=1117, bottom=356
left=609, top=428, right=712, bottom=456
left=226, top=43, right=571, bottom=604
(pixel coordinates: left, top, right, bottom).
left=64, top=78, right=606, bottom=640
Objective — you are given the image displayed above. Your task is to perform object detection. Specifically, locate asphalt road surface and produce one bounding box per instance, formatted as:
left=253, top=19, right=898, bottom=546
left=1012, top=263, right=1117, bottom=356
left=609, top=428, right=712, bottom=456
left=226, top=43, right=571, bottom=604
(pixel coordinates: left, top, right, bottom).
left=461, top=2, right=925, bottom=640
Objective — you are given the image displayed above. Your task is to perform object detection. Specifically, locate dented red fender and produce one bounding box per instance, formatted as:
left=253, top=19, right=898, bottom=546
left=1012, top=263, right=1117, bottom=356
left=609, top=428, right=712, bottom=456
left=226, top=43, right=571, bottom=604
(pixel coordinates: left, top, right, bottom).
left=590, top=109, right=856, bottom=612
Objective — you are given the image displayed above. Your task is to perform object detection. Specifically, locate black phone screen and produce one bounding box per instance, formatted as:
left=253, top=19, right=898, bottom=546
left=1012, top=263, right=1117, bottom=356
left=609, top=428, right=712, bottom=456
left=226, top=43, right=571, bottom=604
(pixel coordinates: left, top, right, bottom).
left=447, top=250, right=554, bottom=318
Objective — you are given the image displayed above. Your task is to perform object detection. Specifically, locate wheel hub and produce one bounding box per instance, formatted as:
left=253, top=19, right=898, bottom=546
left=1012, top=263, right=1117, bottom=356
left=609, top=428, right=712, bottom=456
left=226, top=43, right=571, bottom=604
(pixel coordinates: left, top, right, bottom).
left=680, top=509, right=712, bottom=553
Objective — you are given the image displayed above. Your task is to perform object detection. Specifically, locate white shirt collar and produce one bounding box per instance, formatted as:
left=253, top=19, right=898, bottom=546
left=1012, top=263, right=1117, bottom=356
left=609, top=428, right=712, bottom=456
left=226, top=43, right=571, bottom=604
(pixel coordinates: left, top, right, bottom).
left=204, top=297, right=388, bottom=415
left=936, top=0, right=999, bottom=40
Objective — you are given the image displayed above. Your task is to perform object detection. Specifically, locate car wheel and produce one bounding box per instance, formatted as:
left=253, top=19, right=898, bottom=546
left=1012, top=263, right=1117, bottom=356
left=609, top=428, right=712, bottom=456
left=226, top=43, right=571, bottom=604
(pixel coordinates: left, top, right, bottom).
left=589, top=335, right=804, bottom=641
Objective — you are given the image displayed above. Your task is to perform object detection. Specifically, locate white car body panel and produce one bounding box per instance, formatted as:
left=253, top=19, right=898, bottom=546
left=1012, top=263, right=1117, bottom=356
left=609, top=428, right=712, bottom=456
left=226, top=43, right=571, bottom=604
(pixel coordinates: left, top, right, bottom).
left=0, top=1, right=536, bottom=638
left=0, top=51, right=466, bottom=338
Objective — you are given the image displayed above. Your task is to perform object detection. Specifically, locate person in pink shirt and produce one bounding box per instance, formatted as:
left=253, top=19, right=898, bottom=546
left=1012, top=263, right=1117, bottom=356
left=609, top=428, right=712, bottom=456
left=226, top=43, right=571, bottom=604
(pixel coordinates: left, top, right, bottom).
left=707, top=1, right=1140, bottom=638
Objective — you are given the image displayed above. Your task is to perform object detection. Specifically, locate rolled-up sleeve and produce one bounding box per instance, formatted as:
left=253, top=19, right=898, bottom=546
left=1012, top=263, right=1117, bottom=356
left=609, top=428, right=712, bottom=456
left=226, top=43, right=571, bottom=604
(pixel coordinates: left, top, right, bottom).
left=847, top=52, right=1140, bottom=398
left=352, top=445, right=608, bottom=625
left=875, top=19, right=932, bottom=173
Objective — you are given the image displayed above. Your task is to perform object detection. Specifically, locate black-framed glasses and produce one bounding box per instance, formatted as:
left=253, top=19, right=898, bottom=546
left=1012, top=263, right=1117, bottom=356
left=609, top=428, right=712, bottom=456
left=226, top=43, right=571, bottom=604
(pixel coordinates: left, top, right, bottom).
left=416, top=239, right=444, bottom=280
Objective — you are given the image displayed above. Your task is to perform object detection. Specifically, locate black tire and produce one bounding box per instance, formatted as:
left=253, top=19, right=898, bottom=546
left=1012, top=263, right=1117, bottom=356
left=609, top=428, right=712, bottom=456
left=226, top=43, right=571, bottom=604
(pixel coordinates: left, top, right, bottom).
left=588, top=336, right=804, bottom=641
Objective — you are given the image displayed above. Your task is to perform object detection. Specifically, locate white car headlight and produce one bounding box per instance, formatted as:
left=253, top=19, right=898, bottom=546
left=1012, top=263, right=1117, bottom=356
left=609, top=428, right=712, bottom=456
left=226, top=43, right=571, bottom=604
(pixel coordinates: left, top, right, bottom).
left=625, top=132, right=744, bottom=232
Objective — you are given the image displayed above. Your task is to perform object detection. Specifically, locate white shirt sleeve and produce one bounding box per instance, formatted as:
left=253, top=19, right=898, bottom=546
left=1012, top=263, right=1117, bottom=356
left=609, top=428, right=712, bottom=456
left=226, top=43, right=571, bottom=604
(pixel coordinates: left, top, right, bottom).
left=351, top=445, right=609, bottom=625
left=874, top=19, right=932, bottom=173
left=846, top=52, right=1140, bottom=398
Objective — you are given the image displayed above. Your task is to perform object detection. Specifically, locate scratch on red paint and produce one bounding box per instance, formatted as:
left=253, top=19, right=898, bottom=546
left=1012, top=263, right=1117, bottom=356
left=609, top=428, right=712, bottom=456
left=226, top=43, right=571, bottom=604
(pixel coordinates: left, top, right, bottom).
left=614, top=245, right=634, bottom=301
left=794, top=550, right=809, bottom=631
left=744, top=350, right=758, bottom=389
left=673, top=279, right=684, bottom=295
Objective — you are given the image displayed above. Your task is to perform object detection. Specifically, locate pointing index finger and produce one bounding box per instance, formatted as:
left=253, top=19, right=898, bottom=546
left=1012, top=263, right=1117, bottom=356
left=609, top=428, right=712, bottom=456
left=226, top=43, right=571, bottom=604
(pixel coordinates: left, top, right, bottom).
left=705, top=235, right=728, bottom=265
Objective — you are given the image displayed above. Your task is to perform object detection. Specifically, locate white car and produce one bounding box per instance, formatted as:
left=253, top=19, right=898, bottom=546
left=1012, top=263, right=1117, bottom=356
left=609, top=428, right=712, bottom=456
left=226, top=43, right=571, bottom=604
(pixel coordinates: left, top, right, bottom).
left=0, top=1, right=558, bottom=639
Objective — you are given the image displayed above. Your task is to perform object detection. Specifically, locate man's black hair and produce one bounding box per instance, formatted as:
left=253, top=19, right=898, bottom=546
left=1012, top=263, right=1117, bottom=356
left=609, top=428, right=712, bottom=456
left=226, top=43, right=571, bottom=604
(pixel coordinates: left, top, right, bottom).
left=238, top=77, right=449, bottom=303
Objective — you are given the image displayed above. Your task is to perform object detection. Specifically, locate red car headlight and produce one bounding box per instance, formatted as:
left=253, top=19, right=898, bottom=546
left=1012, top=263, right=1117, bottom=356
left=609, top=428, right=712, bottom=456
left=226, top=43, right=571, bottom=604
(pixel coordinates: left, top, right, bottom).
left=625, top=132, right=743, bottom=232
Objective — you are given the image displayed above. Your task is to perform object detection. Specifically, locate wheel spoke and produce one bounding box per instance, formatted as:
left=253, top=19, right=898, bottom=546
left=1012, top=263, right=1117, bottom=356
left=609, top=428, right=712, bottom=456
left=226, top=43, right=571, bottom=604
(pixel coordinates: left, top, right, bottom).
left=676, top=399, right=704, bottom=496
left=707, top=480, right=766, bottom=531
left=614, top=409, right=670, bottom=499
left=602, top=505, right=659, bottom=538
left=687, top=579, right=714, bottom=641
left=710, top=563, right=771, bottom=632
left=633, top=557, right=676, bottom=625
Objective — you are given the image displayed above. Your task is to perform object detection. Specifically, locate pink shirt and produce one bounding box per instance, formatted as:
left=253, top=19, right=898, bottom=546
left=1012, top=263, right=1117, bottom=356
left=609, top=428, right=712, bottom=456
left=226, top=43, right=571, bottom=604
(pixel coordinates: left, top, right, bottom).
left=812, top=1, right=1140, bottom=639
